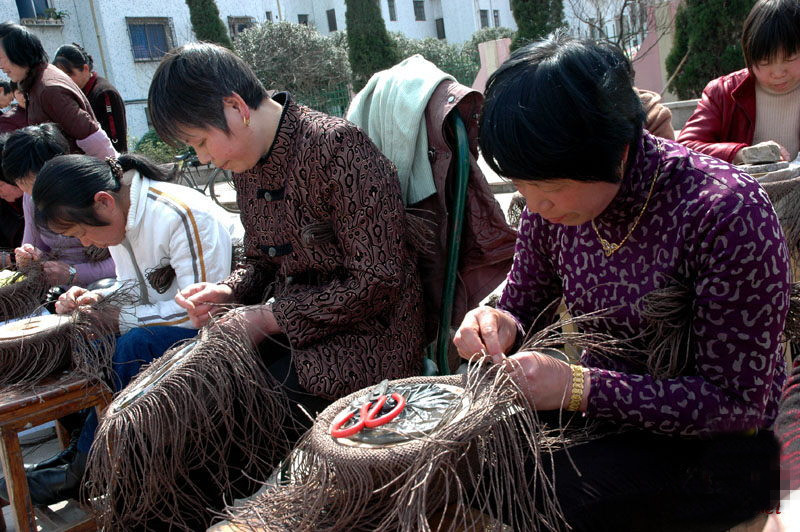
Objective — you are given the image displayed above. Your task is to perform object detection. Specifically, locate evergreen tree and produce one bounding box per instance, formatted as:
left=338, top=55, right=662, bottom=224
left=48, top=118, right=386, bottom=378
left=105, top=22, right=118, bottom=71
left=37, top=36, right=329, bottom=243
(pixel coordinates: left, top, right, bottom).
left=345, top=0, right=398, bottom=91
left=185, top=0, right=233, bottom=49
left=510, top=0, right=566, bottom=50
left=666, top=0, right=756, bottom=99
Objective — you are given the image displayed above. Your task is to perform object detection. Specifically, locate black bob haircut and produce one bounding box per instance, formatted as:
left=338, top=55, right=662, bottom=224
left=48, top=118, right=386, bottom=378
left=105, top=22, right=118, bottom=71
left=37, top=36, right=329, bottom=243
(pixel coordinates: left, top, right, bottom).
left=742, top=0, right=800, bottom=67
left=0, top=22, right=48, bottom=93
left=34, top=153, right=170, bottom=231
left=148, top=42, right=268, bottom=148
left=479, top=32, right=645, bottom=184
left=53, top=43, right=94, bottom=74
left=2, top=123, right=68, bottom=185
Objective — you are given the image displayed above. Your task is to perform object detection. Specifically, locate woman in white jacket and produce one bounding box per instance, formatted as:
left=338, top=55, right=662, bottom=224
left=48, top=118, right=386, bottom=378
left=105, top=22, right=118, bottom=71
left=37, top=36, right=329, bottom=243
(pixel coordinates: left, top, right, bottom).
left=9, top=152, right=241, bottom=505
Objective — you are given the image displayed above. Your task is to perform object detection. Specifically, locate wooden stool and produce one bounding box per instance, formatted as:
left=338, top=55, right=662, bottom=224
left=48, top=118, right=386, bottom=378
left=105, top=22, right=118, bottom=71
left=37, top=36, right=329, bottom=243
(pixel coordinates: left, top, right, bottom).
left=0, top=375, right=111, bottom=531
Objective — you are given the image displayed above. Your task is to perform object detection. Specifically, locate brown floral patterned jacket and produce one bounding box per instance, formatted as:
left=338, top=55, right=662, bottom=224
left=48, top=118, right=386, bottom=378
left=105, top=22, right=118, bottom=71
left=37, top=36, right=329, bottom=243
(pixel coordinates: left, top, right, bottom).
left=223, top=94, right=426, bottom=399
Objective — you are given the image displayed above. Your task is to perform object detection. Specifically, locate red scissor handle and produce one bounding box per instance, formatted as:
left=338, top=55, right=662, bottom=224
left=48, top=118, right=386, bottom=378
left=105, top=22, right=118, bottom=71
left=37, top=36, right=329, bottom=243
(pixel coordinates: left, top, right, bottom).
left=329, top=393, right=406, bottom=438
left=360, top=393, right=406, bottom=428
left=329, top=408, right=364, bottom=438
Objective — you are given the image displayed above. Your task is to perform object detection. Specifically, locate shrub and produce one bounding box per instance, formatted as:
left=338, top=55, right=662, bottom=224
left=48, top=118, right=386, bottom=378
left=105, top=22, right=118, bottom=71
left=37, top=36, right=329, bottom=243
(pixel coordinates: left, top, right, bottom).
left=235, top=21, right=352, bottom=108
left=390, top=33, right=479, bottom=85
left=510, top=0, right=567, bottom=50
left=346, top=0, right=398, bottom=91
left=463, top=26, right=517, bottom=65
left=133, top=130, right=188, bottom=164
left=185, top=0, right=232, bottom=49
left=665, top=0, right=755, bottom=99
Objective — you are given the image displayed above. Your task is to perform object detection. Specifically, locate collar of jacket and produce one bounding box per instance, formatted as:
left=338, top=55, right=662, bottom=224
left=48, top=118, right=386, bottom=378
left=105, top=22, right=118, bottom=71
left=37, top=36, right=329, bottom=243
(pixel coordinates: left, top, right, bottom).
left=595, top=131, right=662, bottom=227
left=83, top=71, right=98, bottom=96
left=729, top=68, right=757, bottom=128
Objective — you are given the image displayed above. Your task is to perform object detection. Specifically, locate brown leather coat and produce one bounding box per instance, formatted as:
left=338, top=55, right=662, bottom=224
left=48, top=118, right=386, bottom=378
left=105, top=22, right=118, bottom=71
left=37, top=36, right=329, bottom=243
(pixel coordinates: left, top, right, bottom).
left=413, top=80, right=517, bottom=337
left=223, top=94, right=425, bottom=400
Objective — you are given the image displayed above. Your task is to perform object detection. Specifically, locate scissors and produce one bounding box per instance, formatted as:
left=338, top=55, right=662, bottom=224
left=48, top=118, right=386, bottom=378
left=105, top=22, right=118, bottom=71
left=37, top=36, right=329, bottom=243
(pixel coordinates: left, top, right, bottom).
left=330, top=379, right=406, bottom=438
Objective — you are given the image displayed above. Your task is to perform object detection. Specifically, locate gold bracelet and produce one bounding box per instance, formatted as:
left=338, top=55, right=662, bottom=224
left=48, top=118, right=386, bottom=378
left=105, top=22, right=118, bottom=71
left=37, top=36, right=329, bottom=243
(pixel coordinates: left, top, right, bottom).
left=566, top=364, right=585, bottom=411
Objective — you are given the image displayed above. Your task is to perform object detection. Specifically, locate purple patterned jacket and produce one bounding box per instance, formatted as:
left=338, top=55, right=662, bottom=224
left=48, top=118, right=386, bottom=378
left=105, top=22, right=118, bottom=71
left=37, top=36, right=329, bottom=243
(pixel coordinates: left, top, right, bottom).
left=500, top=132, right=790, bottom=436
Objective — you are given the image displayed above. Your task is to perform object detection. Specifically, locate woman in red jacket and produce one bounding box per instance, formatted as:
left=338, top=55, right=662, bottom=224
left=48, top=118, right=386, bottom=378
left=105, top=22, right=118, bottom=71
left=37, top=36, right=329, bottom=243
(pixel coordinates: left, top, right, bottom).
left=677, top=0, right=800, bottom=164
left=53, top=44, right=128, bottom=153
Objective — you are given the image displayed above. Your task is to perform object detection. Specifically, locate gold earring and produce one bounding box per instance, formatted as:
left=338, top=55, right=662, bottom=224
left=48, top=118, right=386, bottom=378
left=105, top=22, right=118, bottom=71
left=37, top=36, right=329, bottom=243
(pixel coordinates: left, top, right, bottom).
left=243, top=115, right=250, bottom=127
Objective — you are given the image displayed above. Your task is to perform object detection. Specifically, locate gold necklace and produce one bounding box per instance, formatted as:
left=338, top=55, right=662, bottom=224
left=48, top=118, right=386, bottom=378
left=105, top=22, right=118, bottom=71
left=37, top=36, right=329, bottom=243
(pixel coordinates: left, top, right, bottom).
left=591, top=141, right=663, bottom=257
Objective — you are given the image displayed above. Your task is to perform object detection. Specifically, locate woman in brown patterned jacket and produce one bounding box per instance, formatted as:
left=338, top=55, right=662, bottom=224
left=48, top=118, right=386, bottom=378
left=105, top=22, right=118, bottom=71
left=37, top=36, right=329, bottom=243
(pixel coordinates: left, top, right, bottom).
left=148, top=43, right=425, bottom=413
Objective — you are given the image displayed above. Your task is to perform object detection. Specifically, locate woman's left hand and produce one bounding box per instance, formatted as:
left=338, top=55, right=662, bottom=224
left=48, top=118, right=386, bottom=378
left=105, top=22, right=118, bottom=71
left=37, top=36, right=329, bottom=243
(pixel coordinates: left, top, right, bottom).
left=58, top=287, right=120, bottom=334
left=218, top=304, right=281, bottom=345
left=14, top=244, right=42, bottom=268
left=42, top=261, right=71, bottom=286
left=503, top=351, right=589, bottom=411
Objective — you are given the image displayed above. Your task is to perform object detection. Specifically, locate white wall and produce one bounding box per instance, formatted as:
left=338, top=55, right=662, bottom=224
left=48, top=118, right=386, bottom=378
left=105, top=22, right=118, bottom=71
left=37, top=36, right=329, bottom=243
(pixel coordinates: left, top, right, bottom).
left=383, top=0, right=436, bottom=40
left=90, top=0, right=190, bottom=142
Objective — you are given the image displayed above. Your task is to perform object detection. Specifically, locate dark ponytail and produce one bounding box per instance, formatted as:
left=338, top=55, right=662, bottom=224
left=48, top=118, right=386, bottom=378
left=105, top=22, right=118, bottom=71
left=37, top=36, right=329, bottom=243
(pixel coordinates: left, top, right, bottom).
left=117, top=153, right=171, bottom=182
left=53, top=43, right=94, bottom=74
left=33, top=153, right=172, bottom=231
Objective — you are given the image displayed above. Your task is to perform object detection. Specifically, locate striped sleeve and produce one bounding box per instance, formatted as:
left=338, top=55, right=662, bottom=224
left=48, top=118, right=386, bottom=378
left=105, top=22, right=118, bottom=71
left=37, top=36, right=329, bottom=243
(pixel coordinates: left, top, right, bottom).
left=117, top=188, right=233, bottom=332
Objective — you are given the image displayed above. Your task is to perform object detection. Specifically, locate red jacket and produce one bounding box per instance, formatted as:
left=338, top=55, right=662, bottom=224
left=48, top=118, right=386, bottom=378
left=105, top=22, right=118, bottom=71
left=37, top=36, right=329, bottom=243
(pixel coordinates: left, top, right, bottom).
left=677, top=68, right=756, bottom=163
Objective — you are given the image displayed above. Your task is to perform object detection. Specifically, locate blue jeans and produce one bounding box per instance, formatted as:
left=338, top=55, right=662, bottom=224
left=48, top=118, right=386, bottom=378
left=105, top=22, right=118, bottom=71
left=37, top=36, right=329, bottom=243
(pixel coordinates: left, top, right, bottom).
left=77, top=326, right=198, bottom=453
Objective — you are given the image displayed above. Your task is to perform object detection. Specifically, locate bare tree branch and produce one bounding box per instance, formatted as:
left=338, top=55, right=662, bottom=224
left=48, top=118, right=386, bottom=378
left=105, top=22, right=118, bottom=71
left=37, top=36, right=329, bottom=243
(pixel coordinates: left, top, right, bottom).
left=565, top=0, right=674, bottom=62
left=661, top=45, right=690, bottom=96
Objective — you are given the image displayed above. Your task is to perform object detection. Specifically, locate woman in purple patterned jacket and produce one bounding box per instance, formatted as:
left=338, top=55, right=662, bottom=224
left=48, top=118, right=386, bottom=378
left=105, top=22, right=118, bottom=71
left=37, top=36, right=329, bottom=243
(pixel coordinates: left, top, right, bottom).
left=454, top=33, right=790, bottom=530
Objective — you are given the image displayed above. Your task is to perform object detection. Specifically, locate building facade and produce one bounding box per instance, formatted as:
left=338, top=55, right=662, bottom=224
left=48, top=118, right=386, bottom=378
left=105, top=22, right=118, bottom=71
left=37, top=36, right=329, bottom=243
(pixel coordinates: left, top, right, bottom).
left=5, top=0, right=516, bottom=142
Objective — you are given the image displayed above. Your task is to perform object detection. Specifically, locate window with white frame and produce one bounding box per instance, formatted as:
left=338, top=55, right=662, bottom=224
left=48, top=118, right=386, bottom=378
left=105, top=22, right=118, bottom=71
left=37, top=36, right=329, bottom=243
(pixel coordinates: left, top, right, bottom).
left=127, top=18, right=174, bottom=62
left=228, top=16, right=255, bottom=38
left=479, top=9, right=489, bottom=28
left=413, top=0, right=425, bottom=21
left=493, top=9, right=500, bottom=27
left=388, top=0, right=397, bottom=21
left=265, top=11, right=273, bottom=22
left=298, top=13, right=309, bottom=25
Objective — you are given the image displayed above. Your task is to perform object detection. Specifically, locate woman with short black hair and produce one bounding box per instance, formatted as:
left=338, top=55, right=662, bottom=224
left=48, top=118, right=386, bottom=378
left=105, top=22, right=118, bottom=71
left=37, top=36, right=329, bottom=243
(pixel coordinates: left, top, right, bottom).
left=141, top=41, right=425, bottom=527
left=53, top=43, right=128, bottom=152
left=0, top=22, right=115, bottom=158
left=148, top=42, right=425, bottom=398
left=455, top=32, right=789, bottom=530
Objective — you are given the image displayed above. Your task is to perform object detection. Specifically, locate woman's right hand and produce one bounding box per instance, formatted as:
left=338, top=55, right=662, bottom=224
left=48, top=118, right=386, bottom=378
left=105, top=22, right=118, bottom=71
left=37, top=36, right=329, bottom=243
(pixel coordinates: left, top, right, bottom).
left=55, top=286, right=96, bottom=314
left=453, top=306, right=519, bottom=364
left=175, top=282, right=235, bottom=328
left=14, top=244, right=42, bottom=269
